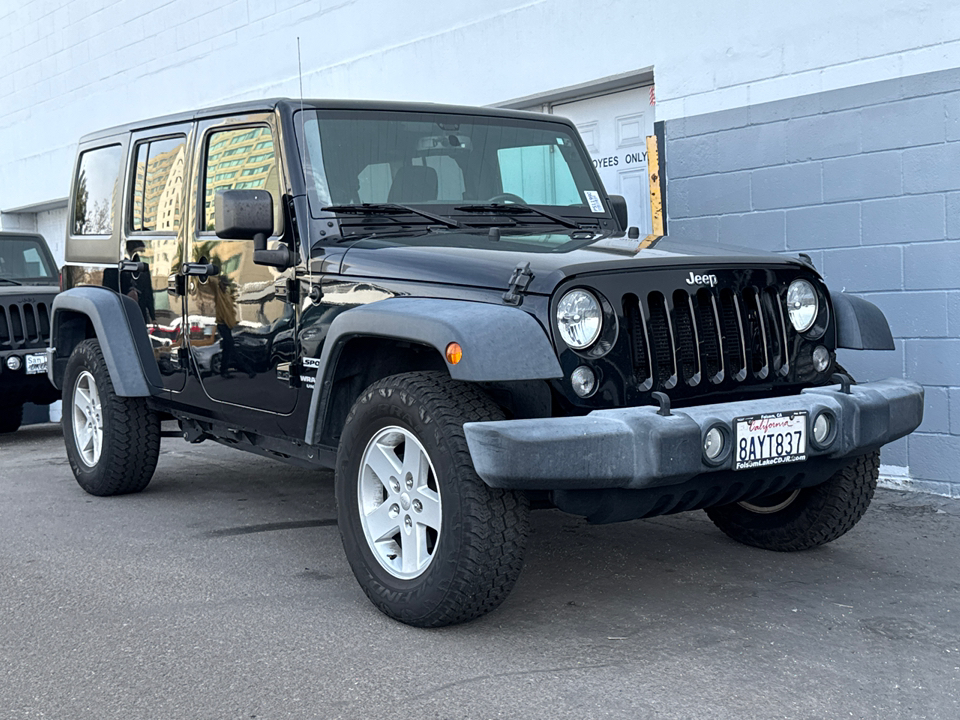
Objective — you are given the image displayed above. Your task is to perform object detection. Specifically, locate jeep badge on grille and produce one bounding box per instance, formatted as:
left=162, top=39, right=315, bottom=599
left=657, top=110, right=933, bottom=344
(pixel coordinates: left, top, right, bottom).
left=685, top=271, right=718, bottom=287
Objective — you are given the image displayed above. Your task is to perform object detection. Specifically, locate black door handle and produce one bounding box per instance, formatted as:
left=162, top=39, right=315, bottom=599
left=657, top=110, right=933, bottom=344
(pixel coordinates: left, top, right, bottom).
left=119, top=259, right=150, bottom=274
left=181, top=262, right=220, bottom=278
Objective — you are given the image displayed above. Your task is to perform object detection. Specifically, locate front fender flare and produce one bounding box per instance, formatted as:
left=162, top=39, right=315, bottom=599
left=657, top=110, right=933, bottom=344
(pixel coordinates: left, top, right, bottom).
left=49, top=286, right=163, bottom=396
left=832, top=292, right=895, bottom=351
left=304, top=297, right=563, bottom=445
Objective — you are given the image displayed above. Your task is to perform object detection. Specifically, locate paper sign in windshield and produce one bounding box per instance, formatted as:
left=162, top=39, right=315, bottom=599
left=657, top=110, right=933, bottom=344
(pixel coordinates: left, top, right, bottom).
left=584, top=190, right=604, bottom=213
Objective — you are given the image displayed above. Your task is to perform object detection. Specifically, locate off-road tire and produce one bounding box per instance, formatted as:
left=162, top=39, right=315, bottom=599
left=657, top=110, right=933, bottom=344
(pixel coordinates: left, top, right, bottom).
left=0, top=403, right=23, bottom=433
left=336, top=371, right=529, bottom=627
left=705, top=451, right=880, bottom=551
left=63, top=339, right=160, bottom=496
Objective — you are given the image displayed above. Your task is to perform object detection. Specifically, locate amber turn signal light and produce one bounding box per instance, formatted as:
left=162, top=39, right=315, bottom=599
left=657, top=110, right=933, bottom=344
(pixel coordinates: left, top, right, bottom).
left=445, top=342, right=463, bottom=365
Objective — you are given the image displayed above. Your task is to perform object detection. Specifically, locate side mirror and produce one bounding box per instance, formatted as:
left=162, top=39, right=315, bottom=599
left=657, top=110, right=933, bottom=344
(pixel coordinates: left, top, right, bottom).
left=215, top=189, right=294, bottom=270
left=608, top=194, right=628, bottom=231
left=215, top=189, right=273, bottom=240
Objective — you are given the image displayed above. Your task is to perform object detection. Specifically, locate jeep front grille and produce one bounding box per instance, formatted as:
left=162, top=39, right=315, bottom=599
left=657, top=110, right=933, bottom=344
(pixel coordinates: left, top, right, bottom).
left=0, top=300, right=52, bottom=351
left=623, top=285, right=791, bottom=392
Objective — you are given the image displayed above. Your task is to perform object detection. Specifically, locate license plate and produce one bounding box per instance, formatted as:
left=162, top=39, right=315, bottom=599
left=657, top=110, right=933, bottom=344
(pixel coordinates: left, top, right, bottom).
left=25, top=352, right=47, bottom=375
left=734, top=411, right=807, bottom=471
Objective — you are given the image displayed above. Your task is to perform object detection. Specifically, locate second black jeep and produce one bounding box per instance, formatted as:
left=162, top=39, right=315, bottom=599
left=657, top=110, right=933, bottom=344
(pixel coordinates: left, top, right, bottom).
left=0, top=231, right=59, bottom=433
left=49, top=99, right=923, bottom=626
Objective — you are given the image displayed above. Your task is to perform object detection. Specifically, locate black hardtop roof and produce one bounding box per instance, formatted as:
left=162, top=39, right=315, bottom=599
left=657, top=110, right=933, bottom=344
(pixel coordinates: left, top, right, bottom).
left=79, top=98, right=570, bottom=143
left=0, top=231, right=48, bottom=243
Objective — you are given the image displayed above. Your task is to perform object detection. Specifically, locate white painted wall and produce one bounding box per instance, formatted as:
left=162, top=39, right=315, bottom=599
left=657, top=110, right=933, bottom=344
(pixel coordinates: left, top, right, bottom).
left=2, top=0, right=959, bottom=222
left=36, top=207, right=69, bottom=266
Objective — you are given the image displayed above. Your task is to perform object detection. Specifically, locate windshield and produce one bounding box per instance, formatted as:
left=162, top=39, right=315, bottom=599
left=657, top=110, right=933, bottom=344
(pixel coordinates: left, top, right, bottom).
left=0, top=238, right=57, bottom=284
left=297, top=109, right=607, bottom=219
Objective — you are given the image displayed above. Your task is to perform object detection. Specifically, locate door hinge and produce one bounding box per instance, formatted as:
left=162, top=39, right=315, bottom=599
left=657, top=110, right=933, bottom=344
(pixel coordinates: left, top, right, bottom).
left=502, top=262, right=534, bottom=306
left=167, top=273, right=186, bottom=296
left=277, top=361, right=297, bottom=387
left=275, top=277, right=299, bottom=303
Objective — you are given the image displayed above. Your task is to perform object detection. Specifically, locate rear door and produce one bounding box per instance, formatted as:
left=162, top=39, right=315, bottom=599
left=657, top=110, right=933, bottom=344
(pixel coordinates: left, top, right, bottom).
left=185, top=113, right=299, bottom=414
left=121, top=124, right=193, bottom=392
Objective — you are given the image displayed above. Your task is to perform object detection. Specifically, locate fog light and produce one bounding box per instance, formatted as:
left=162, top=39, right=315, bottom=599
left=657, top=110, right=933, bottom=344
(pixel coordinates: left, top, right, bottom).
left=5, top=356, right=21, bottom=371
left=813, top=412, right=832, bottom=446
left=571, top=366, right=596, bottom=397
left=703, top=426, right=724, bottom=461
left=812, top=345, right=830, bottom=373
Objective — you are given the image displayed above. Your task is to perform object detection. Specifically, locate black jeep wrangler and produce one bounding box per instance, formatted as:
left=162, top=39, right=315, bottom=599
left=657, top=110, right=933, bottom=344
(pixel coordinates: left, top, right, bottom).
left=49, top=99, right=923, bottom=627
left=0, top=231, right=59, bottom=433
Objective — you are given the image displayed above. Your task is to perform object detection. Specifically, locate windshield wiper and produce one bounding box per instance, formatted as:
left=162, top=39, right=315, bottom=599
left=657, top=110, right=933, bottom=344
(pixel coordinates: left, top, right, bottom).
left=454, top=202, right=580, bottom=229
left=0, top=278, right=22, bottom=286
left=321, top=203, right=461, bottom=229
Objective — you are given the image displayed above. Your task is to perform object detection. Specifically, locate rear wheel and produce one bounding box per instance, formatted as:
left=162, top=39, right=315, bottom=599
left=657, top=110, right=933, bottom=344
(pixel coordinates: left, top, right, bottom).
left=336, top=371, right=529, bottom=627
left=0, top=403, right=23, bottom=433
left=62, top=339, right=160, bottom=496
left=705, top=451, right=880, bottom=551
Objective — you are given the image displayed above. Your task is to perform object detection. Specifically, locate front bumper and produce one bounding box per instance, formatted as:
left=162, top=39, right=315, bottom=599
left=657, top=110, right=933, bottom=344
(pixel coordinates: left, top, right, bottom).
left=1, top=349, right=59, bottom=405
left=464, top=378, right=923, bottom=491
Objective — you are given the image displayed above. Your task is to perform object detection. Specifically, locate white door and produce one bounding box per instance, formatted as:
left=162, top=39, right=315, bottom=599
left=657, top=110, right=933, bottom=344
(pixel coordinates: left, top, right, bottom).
left=551, top=86, right=656, bottom=234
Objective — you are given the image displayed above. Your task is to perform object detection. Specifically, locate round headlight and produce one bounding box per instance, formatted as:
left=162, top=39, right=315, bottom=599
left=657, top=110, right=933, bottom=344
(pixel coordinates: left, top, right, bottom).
left=786, top=280, right=818, bottom=333
left=556, top=289, right=602, bottom=349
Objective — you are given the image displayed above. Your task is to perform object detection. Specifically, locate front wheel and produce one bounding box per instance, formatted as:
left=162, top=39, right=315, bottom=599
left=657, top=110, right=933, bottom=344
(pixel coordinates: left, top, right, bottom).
left=705, top=451, right=880, bottom=551
left=62, top=339, right=160, bottom=496
left=336, top=371, right=529, bottom=627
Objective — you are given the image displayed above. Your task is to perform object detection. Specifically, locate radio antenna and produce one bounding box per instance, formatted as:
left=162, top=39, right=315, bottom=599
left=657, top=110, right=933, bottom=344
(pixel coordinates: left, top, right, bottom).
left=296, top=36, right=315, bottom=306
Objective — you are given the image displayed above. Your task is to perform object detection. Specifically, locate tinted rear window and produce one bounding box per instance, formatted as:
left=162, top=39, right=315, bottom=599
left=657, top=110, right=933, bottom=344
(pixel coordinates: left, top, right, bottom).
left=73, top=144, right=124, bottom=235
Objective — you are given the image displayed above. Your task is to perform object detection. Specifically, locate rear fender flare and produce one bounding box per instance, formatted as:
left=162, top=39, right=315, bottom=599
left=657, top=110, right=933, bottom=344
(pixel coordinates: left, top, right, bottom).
left=50, top=286, right=162, bottom=396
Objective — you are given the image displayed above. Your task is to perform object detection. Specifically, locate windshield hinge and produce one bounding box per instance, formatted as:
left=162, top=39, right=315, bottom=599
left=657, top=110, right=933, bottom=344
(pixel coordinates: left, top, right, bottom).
left=502, top=262, right=534, bottom=306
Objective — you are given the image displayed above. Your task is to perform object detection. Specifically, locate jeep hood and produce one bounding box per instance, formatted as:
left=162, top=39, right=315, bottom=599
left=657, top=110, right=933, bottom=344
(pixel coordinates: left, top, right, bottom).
left=0, top=284, right=58, bottom=298
left=335, top=231, right=813, bottom=294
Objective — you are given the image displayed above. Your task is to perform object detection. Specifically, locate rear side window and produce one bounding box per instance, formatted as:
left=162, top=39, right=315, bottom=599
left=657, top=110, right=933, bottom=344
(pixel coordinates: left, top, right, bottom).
left=202, top=126, right=281, bottom=232
left=131, top=136, right=187, bottom=232
left=73, top=145, right=124, bottom=235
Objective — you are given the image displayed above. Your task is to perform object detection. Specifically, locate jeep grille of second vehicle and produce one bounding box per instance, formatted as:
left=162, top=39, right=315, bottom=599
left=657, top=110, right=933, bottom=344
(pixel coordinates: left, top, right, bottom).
left=0, top=300, right=52, bottom=351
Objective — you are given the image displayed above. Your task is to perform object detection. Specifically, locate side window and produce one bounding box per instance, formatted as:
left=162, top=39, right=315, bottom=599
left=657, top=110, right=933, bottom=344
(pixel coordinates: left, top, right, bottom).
left=131, top=135, right=187, bottom=232
left=73, top=145, right=124, bottom=235
left=202, top=126, right=281, bottom=232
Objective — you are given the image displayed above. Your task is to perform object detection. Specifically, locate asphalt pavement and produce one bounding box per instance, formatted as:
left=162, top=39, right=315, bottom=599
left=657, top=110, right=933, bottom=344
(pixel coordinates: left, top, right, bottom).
left=1, top=422, right=958, bottom=719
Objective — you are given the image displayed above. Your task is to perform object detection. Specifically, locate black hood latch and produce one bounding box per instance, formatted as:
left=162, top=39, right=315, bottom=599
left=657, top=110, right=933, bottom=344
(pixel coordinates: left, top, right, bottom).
left=502, top=262, right=534, bottom=306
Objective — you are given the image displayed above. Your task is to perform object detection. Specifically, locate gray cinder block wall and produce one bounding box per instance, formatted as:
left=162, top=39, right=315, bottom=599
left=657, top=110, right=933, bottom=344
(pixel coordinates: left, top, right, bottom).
left=664, top=67, right=960, bottom=497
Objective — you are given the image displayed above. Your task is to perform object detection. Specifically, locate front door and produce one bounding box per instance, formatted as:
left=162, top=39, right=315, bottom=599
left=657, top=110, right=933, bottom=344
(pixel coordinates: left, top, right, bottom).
left=185, top=114, right=298, bottom=414
left=552, top=86, right=656, bottom=234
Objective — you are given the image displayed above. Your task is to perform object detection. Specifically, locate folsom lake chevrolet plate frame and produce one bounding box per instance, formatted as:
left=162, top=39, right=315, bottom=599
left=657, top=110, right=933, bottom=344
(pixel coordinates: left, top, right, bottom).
left=734, top=411, right=807, bottom=471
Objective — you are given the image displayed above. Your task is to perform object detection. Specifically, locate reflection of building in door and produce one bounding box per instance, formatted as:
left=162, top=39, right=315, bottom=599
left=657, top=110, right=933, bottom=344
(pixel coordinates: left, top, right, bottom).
left=552, top=86, right=655, bottom=234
